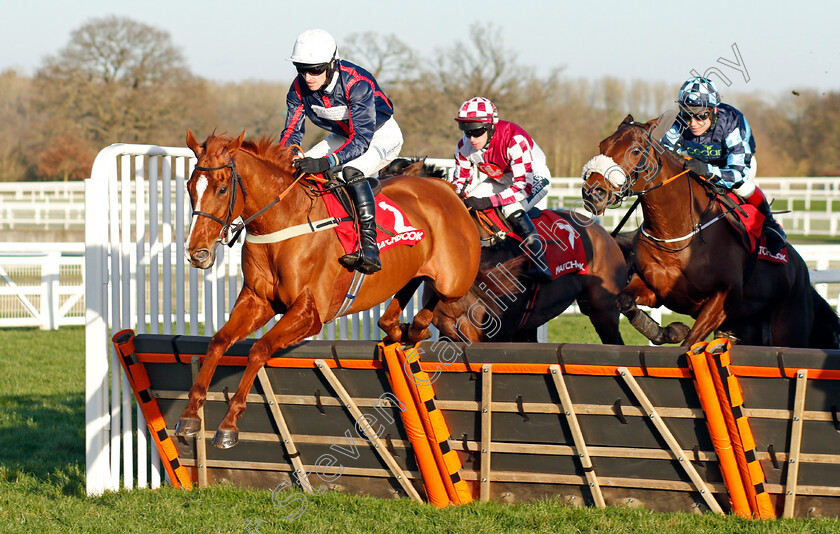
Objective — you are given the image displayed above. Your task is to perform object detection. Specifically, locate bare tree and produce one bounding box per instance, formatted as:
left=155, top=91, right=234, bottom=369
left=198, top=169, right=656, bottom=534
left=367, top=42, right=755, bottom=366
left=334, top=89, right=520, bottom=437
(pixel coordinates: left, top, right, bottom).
left=208, top=81, right=290, bottom=139
left=343, top=32, right=418, bottom=86
left=29, top=16, right=213, bottom=179
left=423, top=23, right=535, bottom=106
left=0, top=70, right=32, bottom=181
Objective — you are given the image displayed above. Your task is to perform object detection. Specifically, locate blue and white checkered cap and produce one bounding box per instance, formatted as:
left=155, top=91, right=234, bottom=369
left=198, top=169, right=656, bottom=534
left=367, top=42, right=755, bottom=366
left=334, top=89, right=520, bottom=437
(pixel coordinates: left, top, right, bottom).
left=677, top=77, right=721, bottom=109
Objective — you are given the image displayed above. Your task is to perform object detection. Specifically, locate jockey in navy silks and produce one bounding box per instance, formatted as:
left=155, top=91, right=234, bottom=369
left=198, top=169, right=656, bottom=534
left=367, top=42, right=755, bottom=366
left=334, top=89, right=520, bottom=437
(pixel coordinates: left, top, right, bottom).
left=280, top=29, right=403, bottom=274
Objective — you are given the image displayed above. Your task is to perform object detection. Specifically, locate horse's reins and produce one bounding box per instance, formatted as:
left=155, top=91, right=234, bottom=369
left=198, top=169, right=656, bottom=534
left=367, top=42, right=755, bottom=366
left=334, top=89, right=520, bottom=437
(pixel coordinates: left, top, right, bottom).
left=192, top=157, right=309, bottom=247
left=612, top=125, right=727, bottom=249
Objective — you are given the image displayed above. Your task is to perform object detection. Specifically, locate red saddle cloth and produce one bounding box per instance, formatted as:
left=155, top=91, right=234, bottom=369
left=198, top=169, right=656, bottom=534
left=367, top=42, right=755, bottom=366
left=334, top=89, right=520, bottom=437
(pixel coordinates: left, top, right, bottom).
left=319, top=183, right=425, bottom=255
left=480, top=208, right=588, bottom=279
left=720, top=192, right=787, bottom=263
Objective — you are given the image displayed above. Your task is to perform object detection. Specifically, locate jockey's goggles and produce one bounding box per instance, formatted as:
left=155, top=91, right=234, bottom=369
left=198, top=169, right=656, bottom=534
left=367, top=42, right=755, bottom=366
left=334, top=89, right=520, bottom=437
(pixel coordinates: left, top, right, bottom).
left=294, top=62, right=330, bottom=76
left=464, top=126, right=489, bottom=138
left=679, top=108, right=713, bottom=122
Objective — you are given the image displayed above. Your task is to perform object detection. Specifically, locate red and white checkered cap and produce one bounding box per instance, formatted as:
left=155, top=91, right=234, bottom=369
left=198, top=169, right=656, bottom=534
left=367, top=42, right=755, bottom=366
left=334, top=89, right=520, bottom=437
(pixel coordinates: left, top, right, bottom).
left=455, top=97, right=498, bottom=124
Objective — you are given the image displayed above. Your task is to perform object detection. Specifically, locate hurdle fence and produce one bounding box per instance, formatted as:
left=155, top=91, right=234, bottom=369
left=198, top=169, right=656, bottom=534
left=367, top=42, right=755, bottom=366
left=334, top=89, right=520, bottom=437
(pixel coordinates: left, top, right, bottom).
left=82, top=144, right=429, bottom=496
left=82, top=143, right=840, bottom=501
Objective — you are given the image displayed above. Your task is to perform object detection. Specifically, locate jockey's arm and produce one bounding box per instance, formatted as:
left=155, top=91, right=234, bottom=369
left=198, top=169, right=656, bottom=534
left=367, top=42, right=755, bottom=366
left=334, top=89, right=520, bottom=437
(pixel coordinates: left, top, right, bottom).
left=279, top=79, right=306, bottom=147
left=489, top=134, right=534, bottom=208
left=704, top=119, right=753, bottom=189
left=452, top=141, right=476, bottom=197
left=330, top=81, right=376, bottom=166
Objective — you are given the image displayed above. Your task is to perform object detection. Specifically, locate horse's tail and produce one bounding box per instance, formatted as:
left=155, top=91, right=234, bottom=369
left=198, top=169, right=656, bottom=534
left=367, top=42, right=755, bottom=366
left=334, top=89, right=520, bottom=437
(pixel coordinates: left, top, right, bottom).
left=809, top=286, right=840, bottom=349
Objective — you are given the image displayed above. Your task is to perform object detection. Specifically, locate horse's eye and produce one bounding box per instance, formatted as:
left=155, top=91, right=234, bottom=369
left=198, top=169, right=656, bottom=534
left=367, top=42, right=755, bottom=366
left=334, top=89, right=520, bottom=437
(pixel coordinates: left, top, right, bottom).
left=219, top=186, right=228, bottom=195
left=631, top=148, right=642, bottom=155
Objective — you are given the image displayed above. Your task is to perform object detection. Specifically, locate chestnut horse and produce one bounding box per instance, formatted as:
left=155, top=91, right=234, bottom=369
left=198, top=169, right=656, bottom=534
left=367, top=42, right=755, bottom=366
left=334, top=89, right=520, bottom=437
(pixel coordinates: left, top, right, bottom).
left=381, top=159, right=627, bottom=343
left=175, top=132, right=480, bottom=448
left=582, top=115, right=840, bottom=348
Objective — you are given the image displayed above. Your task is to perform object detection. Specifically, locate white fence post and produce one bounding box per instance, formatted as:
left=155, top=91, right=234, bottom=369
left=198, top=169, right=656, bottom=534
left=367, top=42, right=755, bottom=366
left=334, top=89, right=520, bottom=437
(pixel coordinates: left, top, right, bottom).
left=40, top=251, right=60, bottom=330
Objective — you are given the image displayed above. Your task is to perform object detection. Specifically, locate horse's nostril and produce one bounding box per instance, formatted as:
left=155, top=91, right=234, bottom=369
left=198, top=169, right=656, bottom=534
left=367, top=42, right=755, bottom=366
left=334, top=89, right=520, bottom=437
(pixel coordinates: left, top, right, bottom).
left=193, top=249, right=209, bottom=262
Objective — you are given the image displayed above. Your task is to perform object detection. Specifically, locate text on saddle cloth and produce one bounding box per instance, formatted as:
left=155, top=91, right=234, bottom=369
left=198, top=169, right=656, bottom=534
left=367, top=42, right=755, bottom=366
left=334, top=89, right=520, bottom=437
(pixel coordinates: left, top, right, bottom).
left=479, top=208, right=588, bottom=279
left=720, top=192, right=787, bottom=263
left=318, top=182, right=425, bottom=255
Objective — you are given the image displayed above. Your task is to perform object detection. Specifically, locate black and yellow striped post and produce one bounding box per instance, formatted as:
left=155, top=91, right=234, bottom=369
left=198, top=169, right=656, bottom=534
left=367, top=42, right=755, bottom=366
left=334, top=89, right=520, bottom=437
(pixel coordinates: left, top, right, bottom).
left=706, top=338, right=775, bottom=519
left=112, top=330, right=193, bottom=490
left=398, top=344, right=473, bottom=504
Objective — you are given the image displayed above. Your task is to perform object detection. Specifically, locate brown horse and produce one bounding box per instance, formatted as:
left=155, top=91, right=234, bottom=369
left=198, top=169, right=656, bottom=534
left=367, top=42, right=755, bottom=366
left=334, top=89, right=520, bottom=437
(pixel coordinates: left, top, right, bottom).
left=176, top=132, right=480, bottom=448
left=582, top=115, right=840, bottom=348
left=381, top=159, right=627, bottom=344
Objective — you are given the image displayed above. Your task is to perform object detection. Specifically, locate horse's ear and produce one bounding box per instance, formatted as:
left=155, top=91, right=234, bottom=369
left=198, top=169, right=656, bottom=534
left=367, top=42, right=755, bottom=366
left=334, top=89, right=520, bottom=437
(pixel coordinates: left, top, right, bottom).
left=228, top=130, right=246, bottom=156
left=646, top=114, right=666, bottom=132
left=186, top=129, right=203, bottom=158
left=621, top=114, right=634, bottom=126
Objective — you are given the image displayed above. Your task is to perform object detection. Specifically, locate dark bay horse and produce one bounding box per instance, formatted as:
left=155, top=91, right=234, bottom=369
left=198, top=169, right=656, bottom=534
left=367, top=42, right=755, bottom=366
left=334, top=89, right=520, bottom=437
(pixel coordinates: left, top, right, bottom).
left=582, top=115, right=840, bottom=348
left=382, top=159, right=627, bottom=344
left=176, top=132, right=480, bottom=448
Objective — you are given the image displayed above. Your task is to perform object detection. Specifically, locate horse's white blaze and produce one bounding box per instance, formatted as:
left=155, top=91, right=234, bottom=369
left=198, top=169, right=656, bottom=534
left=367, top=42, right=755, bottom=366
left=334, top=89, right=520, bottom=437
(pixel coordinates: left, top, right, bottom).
left=186, top=175, right=208, bottom=247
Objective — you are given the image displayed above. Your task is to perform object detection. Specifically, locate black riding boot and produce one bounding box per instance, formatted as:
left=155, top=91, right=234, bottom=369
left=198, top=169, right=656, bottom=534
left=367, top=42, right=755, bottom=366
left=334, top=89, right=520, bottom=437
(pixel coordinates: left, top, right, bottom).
left=507, top=210, right=553, bottom=281
left=339, top=168, right=382, bottom=274
left=756, top=198, right=787, bottom=255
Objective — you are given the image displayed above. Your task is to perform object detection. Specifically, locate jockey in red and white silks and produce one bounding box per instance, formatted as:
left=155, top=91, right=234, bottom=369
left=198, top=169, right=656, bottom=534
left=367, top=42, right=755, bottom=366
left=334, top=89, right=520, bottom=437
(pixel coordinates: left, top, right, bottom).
left=452, top=97, right=552, bottom=280
left=453, top=120, right=550, bottom=218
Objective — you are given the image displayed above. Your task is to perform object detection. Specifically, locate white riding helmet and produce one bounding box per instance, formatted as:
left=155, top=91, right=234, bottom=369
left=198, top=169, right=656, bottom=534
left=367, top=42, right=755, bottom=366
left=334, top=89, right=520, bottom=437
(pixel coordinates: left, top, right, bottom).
left=289, top=29, right=337, bottom=65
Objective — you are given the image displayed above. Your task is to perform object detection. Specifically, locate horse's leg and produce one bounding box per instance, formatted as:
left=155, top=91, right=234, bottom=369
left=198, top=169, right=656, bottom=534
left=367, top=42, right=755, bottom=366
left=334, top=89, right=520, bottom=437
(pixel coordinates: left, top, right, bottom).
left=578, top=277, right=624, bottom=345
left=175, top=287, right=275, bottom=436
left=407, top=292, right=440, bottom=343
left=378, top=278, right=423, bottom=343
left=683, top=289, right=730, bottom=346
left=213, top=289, right=323, bottom=449
left=618, top=275, right=689, bottom=345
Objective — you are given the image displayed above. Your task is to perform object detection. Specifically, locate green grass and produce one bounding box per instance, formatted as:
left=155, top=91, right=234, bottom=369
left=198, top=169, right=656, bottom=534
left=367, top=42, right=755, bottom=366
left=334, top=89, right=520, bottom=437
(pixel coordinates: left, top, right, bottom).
left=547, top=313, right=696, bottom=345
left=1, top=326, right=839, bottom=532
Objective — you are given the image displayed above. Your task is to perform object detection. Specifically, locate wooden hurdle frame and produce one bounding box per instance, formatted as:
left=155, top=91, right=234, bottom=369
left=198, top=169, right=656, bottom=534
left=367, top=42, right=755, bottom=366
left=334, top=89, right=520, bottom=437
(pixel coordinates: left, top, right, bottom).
left=109, top=331, right=840, bottom=517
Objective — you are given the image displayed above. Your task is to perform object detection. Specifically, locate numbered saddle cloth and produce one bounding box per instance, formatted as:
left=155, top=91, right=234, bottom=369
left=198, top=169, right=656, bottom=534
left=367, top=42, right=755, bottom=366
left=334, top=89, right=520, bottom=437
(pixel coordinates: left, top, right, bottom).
left=320, top=183, right=425, bottom=255
left=479, top=208, right=588, bottom=279
left=719, top=192, right=787, bottom=263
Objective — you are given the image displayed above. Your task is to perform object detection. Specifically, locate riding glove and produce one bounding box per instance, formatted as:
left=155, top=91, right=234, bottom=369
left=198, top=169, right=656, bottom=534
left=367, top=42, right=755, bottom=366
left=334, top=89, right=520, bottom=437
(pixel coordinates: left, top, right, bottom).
left=684, top=158, right=709, bottom=177
left=295, top=157, right=331, bottom=174
left=463, top=196, right=493, bottom=211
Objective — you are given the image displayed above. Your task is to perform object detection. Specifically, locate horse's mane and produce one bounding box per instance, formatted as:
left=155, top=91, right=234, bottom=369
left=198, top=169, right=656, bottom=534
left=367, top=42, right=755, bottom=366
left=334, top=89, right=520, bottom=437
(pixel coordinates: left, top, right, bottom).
left=240, top=136, right=298, bottom=173
left=203, top=133, right=298, bottom=173
left=380, top=158, right=448, bottom=179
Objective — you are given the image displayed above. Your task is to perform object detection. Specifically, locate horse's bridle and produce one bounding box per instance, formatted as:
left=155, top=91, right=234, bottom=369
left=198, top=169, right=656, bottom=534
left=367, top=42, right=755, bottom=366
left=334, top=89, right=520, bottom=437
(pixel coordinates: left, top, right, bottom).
left=617, top=124, right=729, bottom=249
left=611, top=124, right=666, bottom=202
left=191, top=156, right=309, bottom=247
left=191, top=159, right=249, bottom=246
left=593, top=122, right=725, bottom=249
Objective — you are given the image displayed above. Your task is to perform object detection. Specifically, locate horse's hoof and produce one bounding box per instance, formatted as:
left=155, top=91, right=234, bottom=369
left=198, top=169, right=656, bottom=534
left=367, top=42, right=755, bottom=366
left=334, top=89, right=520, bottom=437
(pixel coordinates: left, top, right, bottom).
left=714, top=330, right=741, bottom=345
left=212, top=429, right=239, bottom=449
left=174, top=417, right=201, bottom=437
left=407, top=328, right=432, bottom=344
left=664, top=322, right=690, bottom=344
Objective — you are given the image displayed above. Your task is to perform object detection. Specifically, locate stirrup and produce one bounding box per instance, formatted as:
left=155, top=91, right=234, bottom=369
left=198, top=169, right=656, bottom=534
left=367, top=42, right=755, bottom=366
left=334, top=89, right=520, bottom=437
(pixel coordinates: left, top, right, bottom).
left=339, top=251, right=361, bottom=269
left=339, top=250, right=381, bottom=274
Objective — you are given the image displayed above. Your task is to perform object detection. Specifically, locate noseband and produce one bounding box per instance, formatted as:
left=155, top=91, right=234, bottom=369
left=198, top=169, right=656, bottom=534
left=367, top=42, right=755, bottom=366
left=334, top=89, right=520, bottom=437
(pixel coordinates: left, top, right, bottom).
left=192, top=159, right=248, bottom=246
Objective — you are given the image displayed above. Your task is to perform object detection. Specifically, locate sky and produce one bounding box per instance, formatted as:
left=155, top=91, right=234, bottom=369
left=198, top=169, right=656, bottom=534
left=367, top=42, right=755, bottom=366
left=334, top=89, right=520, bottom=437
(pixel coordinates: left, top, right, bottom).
left=1, top=0, right=838, bottom=99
